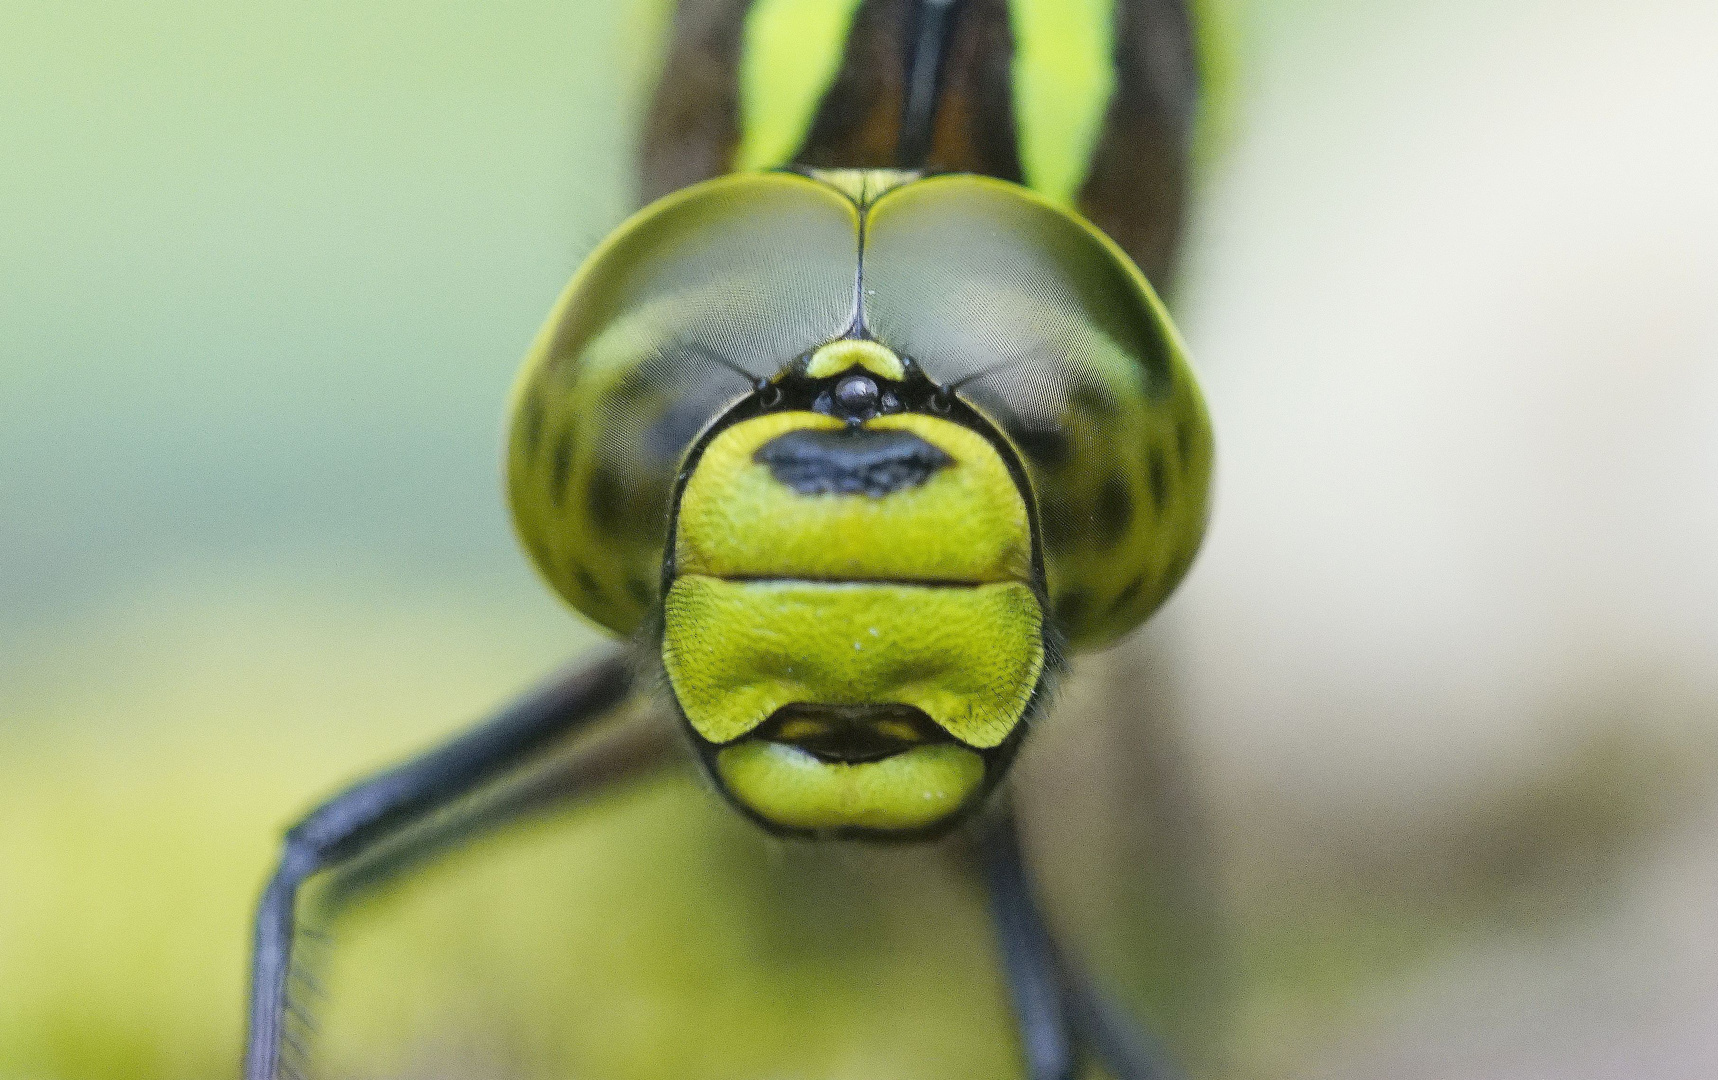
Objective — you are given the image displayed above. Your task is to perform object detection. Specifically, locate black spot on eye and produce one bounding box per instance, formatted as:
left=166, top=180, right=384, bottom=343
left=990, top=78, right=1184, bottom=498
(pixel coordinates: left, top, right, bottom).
left=522, top=535, right=554, bottom=575
left=1037, top=494, right=1079, bottom=548
left=1094, top=474, right=1133, bottom=546
left=520, top=392, right=546, bottom=460
left=608, top=369, right=654, bottom=406
left=586, top=464, right=627, bottom=537
left=645, top=375, right=740, bottom=463
left=1053, top=590, right=1090, bottom=626
left=1070, top=380, right=1120, bottom=418
left=549, top=428, right=574, bottom=506
left=625, top=575, right=652, bottom=605
left=1164, top=545, right=1195, bottom=589
left=1147, top=448, right=1171, bottom=512
left=1013, top=427, right=1072, bottom=470
left=574, top=566, right=602, bottom=601
left=1106, top=576, right=1145, bottom=616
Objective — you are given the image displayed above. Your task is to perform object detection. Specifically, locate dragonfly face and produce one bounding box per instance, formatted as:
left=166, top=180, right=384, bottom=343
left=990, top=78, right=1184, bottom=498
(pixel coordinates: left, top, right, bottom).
left=507, top=166, right=1212, bottom=839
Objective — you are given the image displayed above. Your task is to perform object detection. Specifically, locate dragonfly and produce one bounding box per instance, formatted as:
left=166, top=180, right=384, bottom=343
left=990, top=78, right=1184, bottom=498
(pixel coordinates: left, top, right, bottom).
left=245, top=1, right=1213, bottom=1077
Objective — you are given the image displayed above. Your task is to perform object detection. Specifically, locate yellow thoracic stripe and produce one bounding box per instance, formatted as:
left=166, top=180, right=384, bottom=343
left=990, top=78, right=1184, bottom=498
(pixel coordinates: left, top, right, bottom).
left=736, top=0, right=867, bottom=171
left=1007, top=0, right=1117, bottom=206
left=739, top=0, right=1120, bottom=204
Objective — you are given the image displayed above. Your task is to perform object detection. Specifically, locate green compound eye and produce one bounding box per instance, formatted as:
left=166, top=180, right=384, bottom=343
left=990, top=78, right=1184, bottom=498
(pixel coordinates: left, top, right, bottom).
left=505, top=168, right=1211, bottom=836
left=861, top=175, right=1214, bottom=649
left=507, top=172, right=861, bottom=637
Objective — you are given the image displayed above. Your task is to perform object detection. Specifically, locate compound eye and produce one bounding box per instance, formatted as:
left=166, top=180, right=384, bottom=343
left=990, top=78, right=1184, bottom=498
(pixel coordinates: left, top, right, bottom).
left=833, top=373, right=881, bottom=419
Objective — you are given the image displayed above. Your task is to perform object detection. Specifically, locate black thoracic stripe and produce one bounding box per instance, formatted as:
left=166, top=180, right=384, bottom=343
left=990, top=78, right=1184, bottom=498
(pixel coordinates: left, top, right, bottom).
left=898, top=0, right=968, bottom=166
left=1077, top=0, right=1199, bottom=290
left=637, top=0, right=752, bottom=203
left=793, top=0, right=1023, bottom=183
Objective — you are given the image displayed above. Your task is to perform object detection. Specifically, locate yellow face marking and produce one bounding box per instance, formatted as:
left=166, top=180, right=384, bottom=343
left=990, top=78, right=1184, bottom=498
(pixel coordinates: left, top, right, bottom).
left=803, top=339, right=907, bottom=381
left=664, top=406, right=1047, bottom=834
left=770, top=718, right=822, bottom=742
left=675, top=412, right=1032, bottom=584
left=662, top=577, right=1044, bottom=749
left=872, top=718, right=924, bottom=743
left=715, top=742, right=987, bottom=833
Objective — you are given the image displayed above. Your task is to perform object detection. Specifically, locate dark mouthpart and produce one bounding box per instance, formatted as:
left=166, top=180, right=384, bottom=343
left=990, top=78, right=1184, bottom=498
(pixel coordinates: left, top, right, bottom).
left=751, top=703, right=950, bottom=764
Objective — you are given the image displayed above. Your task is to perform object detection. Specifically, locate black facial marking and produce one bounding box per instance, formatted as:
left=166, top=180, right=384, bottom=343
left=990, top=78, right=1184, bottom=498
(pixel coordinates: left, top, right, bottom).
left=1147, top=447, right=1171, bottom=512
left=1095, top=473, right=1133, bottom=546
left=754, top=427, right=953, bottom=497
left=549, top=428, right=574, bottom=506
left=754, top=704, right=948, bottom=765
left=625, top=575, right=652, bottom=605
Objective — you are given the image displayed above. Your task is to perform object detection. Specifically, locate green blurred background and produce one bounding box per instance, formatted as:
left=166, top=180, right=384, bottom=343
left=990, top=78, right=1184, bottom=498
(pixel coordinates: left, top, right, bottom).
left=5, top=1, right=1717, bottom=1078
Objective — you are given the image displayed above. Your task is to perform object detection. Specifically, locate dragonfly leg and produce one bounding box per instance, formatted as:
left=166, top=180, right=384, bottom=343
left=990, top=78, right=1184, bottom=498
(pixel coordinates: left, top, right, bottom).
left=316, top=699, right=678, bottom=912
left=1062, top=963, right=1185, bottom=1080
left=980, top=807, right=1079, bottom=1080
left=979, top=807, right=1187, bottom=1080
left=244, top=648, right=635, bottom=1080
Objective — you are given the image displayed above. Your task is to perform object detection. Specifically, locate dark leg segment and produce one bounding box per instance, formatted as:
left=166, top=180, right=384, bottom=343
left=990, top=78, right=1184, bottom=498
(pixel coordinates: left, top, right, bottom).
left=980, top=808, right=1187, bottom=1080
left=980, top=808, right=1079, bottom=1080
left=1064, top=966, right=1184, bottom=1080
left=321, top=707, right=678, bottom=911
left=244, top=648, right=634, bottom=1080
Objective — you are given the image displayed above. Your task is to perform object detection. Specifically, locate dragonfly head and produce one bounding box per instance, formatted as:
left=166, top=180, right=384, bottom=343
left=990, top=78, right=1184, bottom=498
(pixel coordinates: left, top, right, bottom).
left=505, top=169, right=1212, bottom=840
left=660, top=346, right=1052, bottom=839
